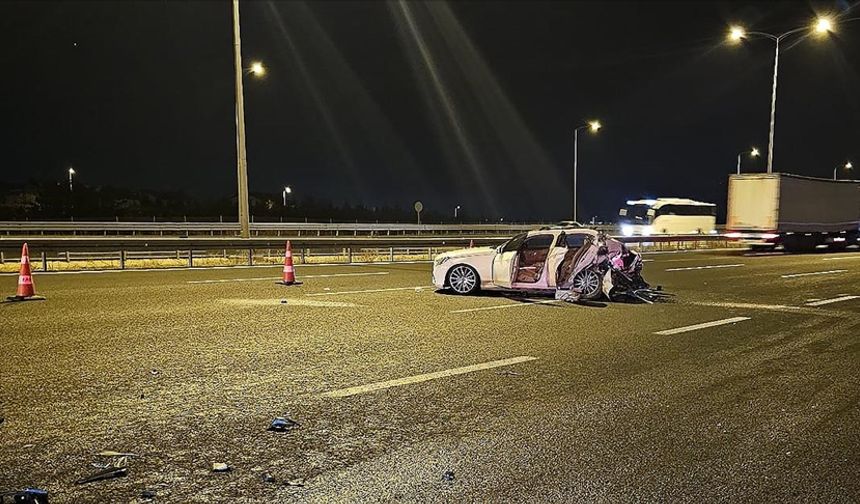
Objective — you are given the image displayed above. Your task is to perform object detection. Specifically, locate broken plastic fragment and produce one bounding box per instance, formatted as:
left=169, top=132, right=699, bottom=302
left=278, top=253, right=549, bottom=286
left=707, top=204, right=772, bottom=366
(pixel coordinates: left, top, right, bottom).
left=212, top=462, right=231, bottom=472
left=442, top=470, right=455, bottom=482
left=75, top=466, right=128, bottom=485
left=268, top=416, right=300, bottom=432
left=4, top=488, right=48, bottom=504
left=261, top=472, right=276, bottom=483
left=97, top=450, right=137, bottom=457
left=284, top=478, right=306, bottom=487
left=141, top=489, right=157, bottom=500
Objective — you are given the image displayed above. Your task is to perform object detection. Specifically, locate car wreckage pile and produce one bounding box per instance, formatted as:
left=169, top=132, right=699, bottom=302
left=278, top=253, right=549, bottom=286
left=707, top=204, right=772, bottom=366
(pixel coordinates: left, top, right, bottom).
left=556, top=232, right=670, bottom=304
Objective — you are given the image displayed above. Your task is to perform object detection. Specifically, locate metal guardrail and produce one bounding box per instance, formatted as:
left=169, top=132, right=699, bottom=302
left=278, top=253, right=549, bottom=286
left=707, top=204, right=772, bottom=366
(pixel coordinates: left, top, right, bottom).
left=0, top=234, right=732, bottom=272
left=0, top=220, right=619, bottom=237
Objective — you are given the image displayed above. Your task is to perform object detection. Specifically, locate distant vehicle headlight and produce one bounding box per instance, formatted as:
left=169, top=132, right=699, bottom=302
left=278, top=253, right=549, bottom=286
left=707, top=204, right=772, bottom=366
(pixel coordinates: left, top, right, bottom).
left=621, top=225, right=634, bottom=237
left=434, top=256, right=450, bottom=266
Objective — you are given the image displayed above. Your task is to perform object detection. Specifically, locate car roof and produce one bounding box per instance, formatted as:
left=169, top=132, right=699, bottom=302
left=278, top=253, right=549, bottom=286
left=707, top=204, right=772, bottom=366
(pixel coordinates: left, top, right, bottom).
left=527, top=228, right=598, bottom=238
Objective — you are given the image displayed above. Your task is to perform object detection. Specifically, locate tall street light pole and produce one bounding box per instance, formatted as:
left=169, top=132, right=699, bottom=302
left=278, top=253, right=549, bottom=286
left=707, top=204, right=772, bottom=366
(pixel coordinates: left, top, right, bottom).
left=232, top=0, right=251, bottom=238
left=728, top=17, right=835, bottom=174
left=68, top=167, right=76, bottom=192
left=572, top=120, right=601, bottom=222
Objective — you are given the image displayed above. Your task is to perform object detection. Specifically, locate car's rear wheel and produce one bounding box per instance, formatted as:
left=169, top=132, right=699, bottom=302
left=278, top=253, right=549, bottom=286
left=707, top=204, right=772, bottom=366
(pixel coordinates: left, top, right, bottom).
left=447, top=265, right=479, bottom=295
left=573, top=268, right=602, bottom=300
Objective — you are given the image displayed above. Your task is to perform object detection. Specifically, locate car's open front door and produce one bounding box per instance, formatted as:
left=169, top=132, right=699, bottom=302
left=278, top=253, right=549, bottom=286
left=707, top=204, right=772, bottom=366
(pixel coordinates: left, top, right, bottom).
left=491, top=233, right=526, bottom=288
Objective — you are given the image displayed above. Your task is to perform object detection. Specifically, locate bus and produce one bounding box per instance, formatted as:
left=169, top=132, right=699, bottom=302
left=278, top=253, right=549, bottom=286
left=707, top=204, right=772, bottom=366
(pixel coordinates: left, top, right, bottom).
left=619, top=198, right=717, bottom=236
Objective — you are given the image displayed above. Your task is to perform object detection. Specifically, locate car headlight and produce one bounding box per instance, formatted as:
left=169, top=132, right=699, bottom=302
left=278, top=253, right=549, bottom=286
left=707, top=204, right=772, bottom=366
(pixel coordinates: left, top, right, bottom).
left=434, top=256, right=450, bottom=267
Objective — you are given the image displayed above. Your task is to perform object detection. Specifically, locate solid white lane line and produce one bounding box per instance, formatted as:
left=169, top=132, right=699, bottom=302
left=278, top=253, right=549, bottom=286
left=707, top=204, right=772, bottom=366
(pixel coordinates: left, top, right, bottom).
left=805, top=295, right=860, bottom=307
left=187, top=271, right=389, bottom=284
left=450, top=299, right=560, bottom=314
left=781, top=270, right=847, bottom=279
left=306, top=285, right=432, bottom=296
left=0, top=261, right=431, bottom=276
left=822, top=256, right=860, bottom=261
left=654, top=317, right=750, bottom=335
left=665, top=264, right=744, bottom=272
left=320, top=356, right=538, bottom=398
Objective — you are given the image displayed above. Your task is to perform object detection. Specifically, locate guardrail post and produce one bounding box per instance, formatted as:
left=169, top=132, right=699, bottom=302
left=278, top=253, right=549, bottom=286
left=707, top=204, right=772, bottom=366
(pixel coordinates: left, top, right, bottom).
left=41, top=251, right=47, bottom=271
left=248, top=248, right=253, bottom=266
left=347, top=247, right=353, bottom=263
left=389, top=247, right=394, bottom=262
left=120, top=250, right=126, bottom=270
left=300, top=248, right=306, bottom=264
left=188, top=250, right=193, bottom=268
left=428, top=247, right=432, bottom=260
left=0, top=251, right=4, bottom=264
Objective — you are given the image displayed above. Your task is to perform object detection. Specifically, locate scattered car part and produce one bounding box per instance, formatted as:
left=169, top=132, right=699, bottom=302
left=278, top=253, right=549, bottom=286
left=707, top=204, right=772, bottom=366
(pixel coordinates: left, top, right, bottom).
left=268, top=416, right=300, bottom=433
left=75, top=466, right=128, bottom=485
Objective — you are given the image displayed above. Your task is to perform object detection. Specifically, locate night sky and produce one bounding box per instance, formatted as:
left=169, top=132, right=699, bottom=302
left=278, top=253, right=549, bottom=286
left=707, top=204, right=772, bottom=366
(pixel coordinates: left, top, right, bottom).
left=2, top=1, right=858, bottom=221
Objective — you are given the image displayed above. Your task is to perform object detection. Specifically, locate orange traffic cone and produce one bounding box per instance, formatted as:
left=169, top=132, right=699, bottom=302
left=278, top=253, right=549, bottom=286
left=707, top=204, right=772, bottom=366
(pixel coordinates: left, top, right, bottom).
left=469, top=239, right=475, bottom=248
left=6, top=243, right=45, bottom=302
left=277, top=241, right=301, bottom=286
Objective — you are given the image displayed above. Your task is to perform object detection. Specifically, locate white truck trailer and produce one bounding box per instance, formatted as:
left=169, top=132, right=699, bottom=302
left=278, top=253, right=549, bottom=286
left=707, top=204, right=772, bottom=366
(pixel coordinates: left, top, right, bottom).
left=726, top=173, right=860, bottom=251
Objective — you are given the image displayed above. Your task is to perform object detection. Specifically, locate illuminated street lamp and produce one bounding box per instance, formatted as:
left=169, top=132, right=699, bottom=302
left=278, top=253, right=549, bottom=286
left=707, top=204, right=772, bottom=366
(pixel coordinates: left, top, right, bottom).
left=736, top=147, right=760, bottom=174
left=454, top=205, right=461, bottom=219
left=249, top=61, right=266, bottom=77
left=834, top=161, right=853, bottom=181
left=68, top=167, right=76, bottom=192
left=282, top=185, right=292, bottom=206
left=727, top=16, right=836, bottom=174
left=572, top=120, right=601, bottom=222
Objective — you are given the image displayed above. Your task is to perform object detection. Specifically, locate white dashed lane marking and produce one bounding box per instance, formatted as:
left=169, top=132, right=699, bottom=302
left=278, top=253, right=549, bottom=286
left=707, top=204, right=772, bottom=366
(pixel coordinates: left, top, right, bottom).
left=654, top=317, right=751, bottom=335
left=450, top=299, right=560, bottom=314
left=780, top=270, right=847, bottom=279
left=804, top=295, right=859, bottom=307
left=320, top=356, right=538, bottom=398
left=664, top=264, right=744, bottom=272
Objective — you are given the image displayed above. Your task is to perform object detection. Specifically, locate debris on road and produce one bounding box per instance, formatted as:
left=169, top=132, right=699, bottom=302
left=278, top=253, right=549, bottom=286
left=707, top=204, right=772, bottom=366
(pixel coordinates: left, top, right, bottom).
left=97, top=450, right=138, bottom=457
left=261, top=472, right=276, bottom=484
left=141, top=489, right=157, bottom=500
left=496, top=370, right=522, bottom=376
left=268, top=416, right=300, bottom=432
left=284, top=479, right=306, bottom=488
left=211, top=462, right=231, bottom=472
left=150, top=369, right=159, bottom=376
left=442, top=470, right=455, bottom=482
left=0, top=488, right=48, bottom=504
left=280, top=299, right=288, bottom=304
left=75, top=466, right=128, bottom=485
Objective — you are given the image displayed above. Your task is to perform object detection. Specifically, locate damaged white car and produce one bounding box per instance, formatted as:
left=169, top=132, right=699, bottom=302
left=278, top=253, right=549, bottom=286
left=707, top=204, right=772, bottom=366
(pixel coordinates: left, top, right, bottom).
left=432, top=228, right=666, bottom=303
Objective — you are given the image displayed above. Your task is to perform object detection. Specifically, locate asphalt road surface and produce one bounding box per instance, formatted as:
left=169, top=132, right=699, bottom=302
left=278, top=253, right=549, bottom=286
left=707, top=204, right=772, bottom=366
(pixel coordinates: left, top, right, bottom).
left=1, top=249, right=859, bottom=502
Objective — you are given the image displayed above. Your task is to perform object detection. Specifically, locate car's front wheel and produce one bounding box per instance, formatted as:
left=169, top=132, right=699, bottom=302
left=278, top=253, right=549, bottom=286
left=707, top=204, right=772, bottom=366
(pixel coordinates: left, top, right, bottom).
left=573, top=268, right=603, bottom=300
left=447, top=265, right=479, bottom=295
